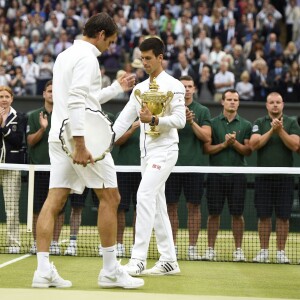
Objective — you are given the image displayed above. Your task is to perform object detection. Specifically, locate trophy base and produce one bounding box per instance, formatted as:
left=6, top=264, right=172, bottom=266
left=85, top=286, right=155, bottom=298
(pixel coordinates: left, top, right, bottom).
left=145, top=130, right=160, bottom=136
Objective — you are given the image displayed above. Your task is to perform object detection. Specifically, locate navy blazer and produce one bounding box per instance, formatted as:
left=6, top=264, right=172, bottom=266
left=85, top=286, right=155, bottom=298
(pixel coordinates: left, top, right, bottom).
left=0, top=107, right=27, bottom=164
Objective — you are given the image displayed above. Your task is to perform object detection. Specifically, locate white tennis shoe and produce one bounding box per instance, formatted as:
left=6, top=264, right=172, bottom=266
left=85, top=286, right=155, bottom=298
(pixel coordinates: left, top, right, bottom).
left=98, top=262, right=144, bottom=289
left=187, top=246, right=202, bottom=261
left=233, top=248, right=246, bottom=262
left=32, top=262, right=72, bottom=288
left=142, top=260, right=180, bottom=276
left=123, top=258, right=146, bottom=276
left=276, top=250, right=290, bottom=264
left=29, top=242, right=37, bottom=254
left=49, top=241, right=61, bottom=255
left=64, top=244, right=77, bottom=256
left=8, top=246, right=20, bottom=254
left=201, top=247, right=216, bottom=261
left=253, top=249, right=270, bottom=263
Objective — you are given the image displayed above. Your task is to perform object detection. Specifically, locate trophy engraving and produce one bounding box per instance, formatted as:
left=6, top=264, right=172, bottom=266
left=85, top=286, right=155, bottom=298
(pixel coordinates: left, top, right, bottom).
left=134, top=77, right=174, bottom=136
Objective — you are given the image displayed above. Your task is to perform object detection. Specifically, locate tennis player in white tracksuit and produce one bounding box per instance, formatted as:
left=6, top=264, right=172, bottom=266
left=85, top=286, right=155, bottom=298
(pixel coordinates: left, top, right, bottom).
left=113, top=42, right=186, bottom=275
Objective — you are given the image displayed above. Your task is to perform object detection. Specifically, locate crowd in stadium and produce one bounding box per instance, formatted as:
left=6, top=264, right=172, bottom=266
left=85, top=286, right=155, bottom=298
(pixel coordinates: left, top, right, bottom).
left=0, top=0, right=300, bottom=102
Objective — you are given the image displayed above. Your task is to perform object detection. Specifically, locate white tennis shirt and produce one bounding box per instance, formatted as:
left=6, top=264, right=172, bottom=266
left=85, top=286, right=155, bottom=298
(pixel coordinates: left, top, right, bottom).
left=49, top=39, right=123, bottom=142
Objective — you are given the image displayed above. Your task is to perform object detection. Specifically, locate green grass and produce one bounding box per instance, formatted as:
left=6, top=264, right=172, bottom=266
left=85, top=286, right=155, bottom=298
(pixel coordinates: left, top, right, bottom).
left=0, top=255, right=300, bottom=299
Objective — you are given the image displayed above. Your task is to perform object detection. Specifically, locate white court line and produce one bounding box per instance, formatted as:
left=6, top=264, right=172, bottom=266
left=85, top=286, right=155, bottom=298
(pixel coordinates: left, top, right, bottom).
left=0, top=239, right=68, bottom=269
left=0, top=254, right=32, bottom=269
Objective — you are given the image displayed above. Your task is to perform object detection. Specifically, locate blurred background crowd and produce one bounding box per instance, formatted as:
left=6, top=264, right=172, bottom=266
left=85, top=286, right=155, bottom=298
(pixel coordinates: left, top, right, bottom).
left=0, top=0, right=300, bottom=102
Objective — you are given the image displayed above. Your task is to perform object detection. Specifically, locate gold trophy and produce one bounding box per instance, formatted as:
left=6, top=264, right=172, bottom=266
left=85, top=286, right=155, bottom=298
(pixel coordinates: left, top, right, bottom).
left=134, top=77, right=174, bottom=136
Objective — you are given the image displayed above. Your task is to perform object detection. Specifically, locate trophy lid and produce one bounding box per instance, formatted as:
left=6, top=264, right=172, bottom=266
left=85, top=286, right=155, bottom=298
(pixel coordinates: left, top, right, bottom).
left=142, top=77, right=166, bottom=102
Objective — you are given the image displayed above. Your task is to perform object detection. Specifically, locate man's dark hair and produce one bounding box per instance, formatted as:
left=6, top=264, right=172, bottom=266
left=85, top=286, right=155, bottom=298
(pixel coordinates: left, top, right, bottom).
left=44, top=80, right=52, bottom=90
left=179, top=75, right=194, bottom=82
left=222, top=88, right=240, bottom=100
left=83, top=12, right=118, bottom=38
left=139, top=36, right=165, bottom=57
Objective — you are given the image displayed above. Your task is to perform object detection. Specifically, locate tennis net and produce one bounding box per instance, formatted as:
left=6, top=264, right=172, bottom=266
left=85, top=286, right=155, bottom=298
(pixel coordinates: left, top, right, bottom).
left=0, top=163, right=299, bottom=264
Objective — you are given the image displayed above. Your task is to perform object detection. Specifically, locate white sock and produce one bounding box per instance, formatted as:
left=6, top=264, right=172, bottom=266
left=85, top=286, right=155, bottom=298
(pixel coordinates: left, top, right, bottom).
left=102, top=245, right=117, bottom=273
left=37, top=252, right=51, bottom=274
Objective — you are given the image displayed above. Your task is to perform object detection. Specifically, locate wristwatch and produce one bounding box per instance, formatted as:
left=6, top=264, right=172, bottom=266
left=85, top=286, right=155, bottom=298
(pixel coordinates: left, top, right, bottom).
left=149, top=116, right=156, bottom=126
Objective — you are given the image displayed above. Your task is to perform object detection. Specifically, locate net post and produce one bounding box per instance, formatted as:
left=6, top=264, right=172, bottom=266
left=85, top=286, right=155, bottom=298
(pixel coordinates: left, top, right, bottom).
left=26, top=165, right=35, bottom=233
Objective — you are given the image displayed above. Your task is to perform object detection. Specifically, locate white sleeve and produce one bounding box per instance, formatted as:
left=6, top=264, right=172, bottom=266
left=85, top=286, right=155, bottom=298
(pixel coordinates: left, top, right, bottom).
left=158, top=82, right=186, bottom=130
left=68, top=56, right=95, bottom=137
left=98, top=80, right=124, bottom=104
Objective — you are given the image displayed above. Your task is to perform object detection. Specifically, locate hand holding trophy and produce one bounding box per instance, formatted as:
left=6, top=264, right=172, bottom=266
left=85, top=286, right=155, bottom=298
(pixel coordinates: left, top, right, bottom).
left=134, top=77, right=173, bottom=136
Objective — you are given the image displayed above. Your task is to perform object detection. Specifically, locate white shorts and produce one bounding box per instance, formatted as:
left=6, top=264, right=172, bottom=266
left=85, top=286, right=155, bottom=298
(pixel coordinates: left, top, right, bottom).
left=49, top=142, right=117, bottom=194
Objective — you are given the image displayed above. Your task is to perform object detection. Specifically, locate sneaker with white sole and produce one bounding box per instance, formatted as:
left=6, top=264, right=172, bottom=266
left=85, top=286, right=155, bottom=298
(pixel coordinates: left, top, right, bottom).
left=49, top=241, right=61, bottom=255
left=32, top=262, right=72, bottom=288
left=123, top=258, right=146, bottom=276
left=233, top=248, right=246, bottom=262
left=142, top=260, right=180, bottom=276
left=8, top=246, right=20, bottom=254
left=201, top=247, right=216, bottom=261
left=187, top=246, right=202, bottom=261
left=30, top=242, right=37, bottom=254
left=116, top=243, right=125, bottom=257
left=276, top=250, right=290, bottom=264
left=64, top=244, right=77, bottom=256
left=98, top=262, right=144, bottom=289
left=253, top=249, right=269, bottom=263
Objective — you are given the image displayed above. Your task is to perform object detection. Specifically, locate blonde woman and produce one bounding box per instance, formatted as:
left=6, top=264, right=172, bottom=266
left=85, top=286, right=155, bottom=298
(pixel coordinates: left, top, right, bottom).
left=236, top=70, right=254, bottom=101
left=0, top=85, right=27, bottom=254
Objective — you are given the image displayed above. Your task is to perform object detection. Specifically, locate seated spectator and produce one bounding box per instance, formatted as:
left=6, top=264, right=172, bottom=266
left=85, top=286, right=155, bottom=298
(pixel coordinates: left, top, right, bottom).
left=267, top=57, right=287, bottom=94
left=13, top=46, right=28, bottom=67
left=283, top=41, right=298, bottom=68
left=250, top=58, right=271, bottom=102
left=99, top=43, right=122, bottom=74
left=21, top=53, right=40, bottom=95
left=0, top=65, right=11, bottom=86
left=281, top=70, right=300, bottom=103
left=4, top=53, right=16, bottom=78
left=37, top=53, right=53, bottom=95
left=256, top=2, right=282, bottom=32
left=231, top=44, right=246, bottom=82
left=235, top=70, right=254, bottom=101
left=10, top=66, right=26, bottom=96
left=208, top=37, right=226, bottom=75
left=163, top=34, right=179, bottom=72
left=54, top=31, right=72, bottom=57
left=263, top=33, right=283, bottom=69
left=197, top=64, right=214, bottom=102
left=222, top=18, right=237, bottom=49
left=260, top=13, right=281, bottom=40
left=33, top=34, right=55, bottom=64
left=193, top=29, right=212, bottom=58
left=192, top=13, right=211, bottom=39
left=44, top=12, right=62, bottom=42
left=213, top=60, right=235, bottom=102
left=172, top=50, right=197, bottom=81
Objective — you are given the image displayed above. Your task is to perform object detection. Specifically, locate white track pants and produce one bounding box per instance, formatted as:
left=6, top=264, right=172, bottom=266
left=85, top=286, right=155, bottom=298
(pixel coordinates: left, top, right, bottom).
left=131, top=150, right=177, bottom=261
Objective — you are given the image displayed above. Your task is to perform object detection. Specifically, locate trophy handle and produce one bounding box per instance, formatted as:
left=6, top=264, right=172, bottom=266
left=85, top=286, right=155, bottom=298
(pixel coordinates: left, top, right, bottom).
left=159, top=91, right=174, bottom=116
left=134, top=89, right=143, bottom=107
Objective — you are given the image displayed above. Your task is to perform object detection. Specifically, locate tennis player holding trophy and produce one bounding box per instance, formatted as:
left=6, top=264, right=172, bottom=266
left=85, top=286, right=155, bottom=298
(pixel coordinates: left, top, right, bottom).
left=113, top=36, right=186, bottom=276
